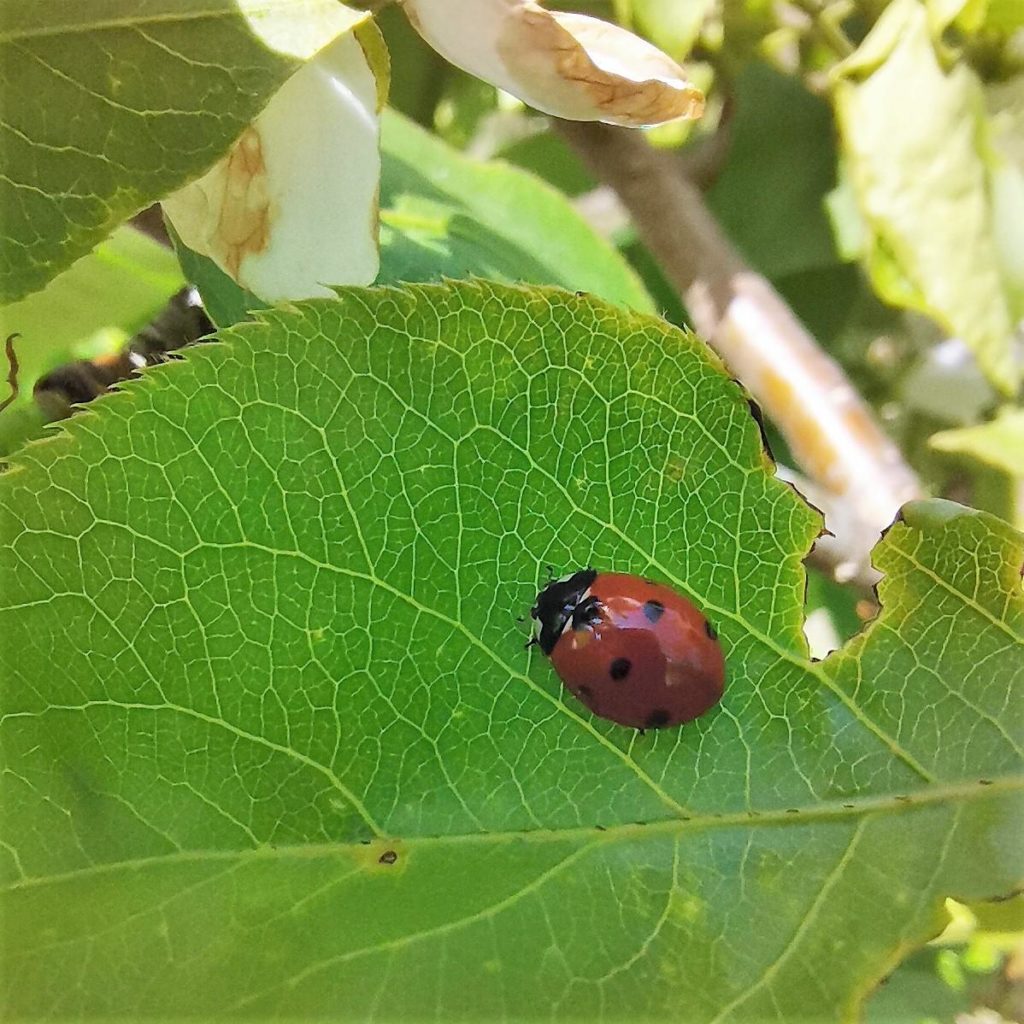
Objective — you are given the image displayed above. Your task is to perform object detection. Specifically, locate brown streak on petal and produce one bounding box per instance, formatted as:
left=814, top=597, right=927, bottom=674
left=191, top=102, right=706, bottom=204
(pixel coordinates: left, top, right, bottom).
left=508, top=6, right=702, bottom=127
left=216, top=127, right=272, bottom=280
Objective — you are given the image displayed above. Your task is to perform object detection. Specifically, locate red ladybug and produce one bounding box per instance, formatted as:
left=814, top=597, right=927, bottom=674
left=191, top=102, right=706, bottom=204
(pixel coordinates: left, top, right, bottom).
left=529, top=569, right=725, bottom=730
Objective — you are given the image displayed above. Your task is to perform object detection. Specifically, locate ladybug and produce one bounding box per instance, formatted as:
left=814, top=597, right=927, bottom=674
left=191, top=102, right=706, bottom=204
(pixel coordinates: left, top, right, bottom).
left=529, top=569, right=725, bottom=730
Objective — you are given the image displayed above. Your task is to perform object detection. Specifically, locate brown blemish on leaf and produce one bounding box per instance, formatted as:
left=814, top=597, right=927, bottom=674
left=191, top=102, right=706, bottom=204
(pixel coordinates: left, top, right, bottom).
left=355, top=839, right=406, bottom=873
left=663, top=453, right=687, bottom=482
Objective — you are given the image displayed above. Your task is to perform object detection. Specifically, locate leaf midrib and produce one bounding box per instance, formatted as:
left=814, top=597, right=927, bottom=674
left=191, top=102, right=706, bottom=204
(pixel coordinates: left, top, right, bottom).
left=1, top=774, right=1017, bottom=896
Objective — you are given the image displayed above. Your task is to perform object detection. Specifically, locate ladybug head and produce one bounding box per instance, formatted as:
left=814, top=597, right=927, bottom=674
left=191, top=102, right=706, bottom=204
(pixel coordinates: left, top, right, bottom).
left=530, top=567, right=597, bottom=655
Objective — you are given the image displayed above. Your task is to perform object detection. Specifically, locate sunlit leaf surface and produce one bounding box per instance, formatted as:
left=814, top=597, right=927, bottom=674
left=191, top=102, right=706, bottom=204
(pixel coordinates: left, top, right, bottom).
left=1, top=282, right=1020, bottom=1021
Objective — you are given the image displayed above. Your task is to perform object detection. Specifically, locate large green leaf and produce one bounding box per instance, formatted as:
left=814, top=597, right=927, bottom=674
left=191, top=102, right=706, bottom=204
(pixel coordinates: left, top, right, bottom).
left=833, top=0, right=1020, bottom=394
left=0, top=0, right=360, bottom=305
left=0, top=282, right=1020, bottom=1021
left=176, top=109, right=655, bottom=326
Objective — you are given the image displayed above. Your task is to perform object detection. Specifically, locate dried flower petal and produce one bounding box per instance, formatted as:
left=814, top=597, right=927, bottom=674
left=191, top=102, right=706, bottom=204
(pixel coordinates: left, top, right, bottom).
left=403, top=0, right=703, bottom=128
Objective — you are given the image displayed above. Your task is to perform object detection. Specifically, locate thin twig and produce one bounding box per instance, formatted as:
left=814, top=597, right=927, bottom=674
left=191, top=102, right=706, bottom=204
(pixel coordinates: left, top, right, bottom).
left=0, top=334, right=20, bottom=415
left=789, top=0, right=856, bottom=59
left=555, top=120, right=921, bottom=584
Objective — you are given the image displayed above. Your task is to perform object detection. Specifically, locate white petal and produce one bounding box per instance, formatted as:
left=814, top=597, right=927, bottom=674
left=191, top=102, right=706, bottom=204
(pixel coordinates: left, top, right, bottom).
left=403, top=0, right=703, bottom=128
left=163, top=26, right=384, bottom=302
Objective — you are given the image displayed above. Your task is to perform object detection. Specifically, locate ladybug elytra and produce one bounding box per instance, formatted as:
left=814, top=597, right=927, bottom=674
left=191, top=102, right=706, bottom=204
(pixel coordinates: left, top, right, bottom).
left=529, top=569, right=725, bottom=730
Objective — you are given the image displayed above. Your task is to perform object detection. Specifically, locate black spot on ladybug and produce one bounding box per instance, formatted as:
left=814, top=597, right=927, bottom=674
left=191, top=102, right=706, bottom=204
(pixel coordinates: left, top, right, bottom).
left=642, top=600, right=664, bottom=623
left=644, top=708, right=671, bottom=729
left=378, top=850, right=398, bottom=865
left=609, top=657, right=631, bottom=681
left=704, top=619, right=717, bottom=640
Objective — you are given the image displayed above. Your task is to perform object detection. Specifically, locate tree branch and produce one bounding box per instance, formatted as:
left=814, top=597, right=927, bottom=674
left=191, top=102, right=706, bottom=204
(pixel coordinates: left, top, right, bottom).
left=555, top=119, right=921, bottom=584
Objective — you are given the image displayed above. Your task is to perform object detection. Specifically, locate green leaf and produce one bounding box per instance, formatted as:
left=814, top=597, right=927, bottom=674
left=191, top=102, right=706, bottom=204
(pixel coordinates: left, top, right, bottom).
left=178, top=110, right=655, bottom=325
left=1, top=283, right=1021, bottom=1021
left=377, top=112, right=654, bottom=311
left=983, top=0, right=1024, bottom=32
left=374, top=3, right=448, bottom=125
left=833, top=0, right=1020, bottom=394
left=865, top=946, right=976, bottom=1024
left=0, top=0, right=361, bottom=304
left=615, top=0, right=713, bottom=59
left=930, top=409, right=1024, bottom=528
left=708, top=62, right=840, bottom=280
left=987, top=77, right=1024, bottom=321
left=931, top=409, right=1024, bottom=477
